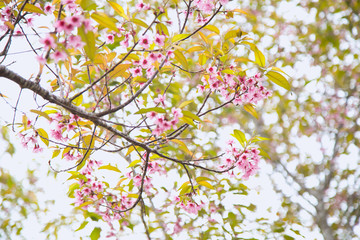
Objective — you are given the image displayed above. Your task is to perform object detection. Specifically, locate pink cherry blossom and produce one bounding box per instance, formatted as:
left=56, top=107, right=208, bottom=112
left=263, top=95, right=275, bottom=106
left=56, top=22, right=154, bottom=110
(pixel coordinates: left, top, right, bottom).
left=66, top=15, right=83, bottom=27
left=154, top=34, right=165, bottom=47
left=106, top=34, right=114, bottom=44
left=54, top=20, right=67, bottom=32
left=40, top=35, right=56, bottom=50
left=44, top=3, right=55, bottom=15
left=51, top=50, right=67, bottom=62
left=67, top=35, right=85, bottom=48
left=130, top=67, right=142, bottom=77
left=136, top=2, right=151, bottom=11
left=154, top=94, right=166, bottom=106
left=139, top=35, right=152, bottom=49
left=36, top=55, right=46, bottom=65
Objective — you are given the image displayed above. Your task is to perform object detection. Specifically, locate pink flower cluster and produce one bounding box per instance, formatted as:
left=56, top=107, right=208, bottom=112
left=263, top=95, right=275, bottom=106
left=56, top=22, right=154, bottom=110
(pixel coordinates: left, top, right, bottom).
left=176, top=197, right=205, bottom=215
left=193, top=0, right=229, bottom=14
left=198, top=66, right=272, bottom=106
left=146, top=107, right=183, bottom=137
left=48, top=113, right=78, bottom=142
left=220, top=140, right=261, bottom=179
left=18, top=132, right=43, bottom=153
left=74, top=159, right=135, bottom=229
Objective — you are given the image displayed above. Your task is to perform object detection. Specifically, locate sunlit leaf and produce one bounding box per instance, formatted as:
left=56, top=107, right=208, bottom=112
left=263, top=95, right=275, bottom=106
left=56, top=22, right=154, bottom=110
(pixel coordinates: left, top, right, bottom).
left=90, top=227, right=101, bottom=240
left=266, top=70, right=291, bottom=90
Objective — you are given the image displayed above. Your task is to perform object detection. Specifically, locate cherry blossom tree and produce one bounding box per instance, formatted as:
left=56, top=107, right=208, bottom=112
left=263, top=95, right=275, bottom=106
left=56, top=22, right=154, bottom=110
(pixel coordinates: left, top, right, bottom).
left=0, top=0, right=291, bottom=239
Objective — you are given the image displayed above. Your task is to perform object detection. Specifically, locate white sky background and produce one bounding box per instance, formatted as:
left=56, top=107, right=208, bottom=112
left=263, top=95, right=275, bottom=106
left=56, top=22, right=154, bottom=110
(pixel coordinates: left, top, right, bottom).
left=2, top=1, right=355, bottom=239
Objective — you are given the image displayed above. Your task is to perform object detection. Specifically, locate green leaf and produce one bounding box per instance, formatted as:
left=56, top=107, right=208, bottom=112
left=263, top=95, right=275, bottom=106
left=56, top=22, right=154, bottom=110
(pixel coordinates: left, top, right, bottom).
left=284, top=235, right=295, bottom=240
left=224, top=29, right=241, bottom=41
left=174, top=50, right=188, bottom=69
left=80, top=0, right=96, bottom=10
left=132, top=19, right=148, bottom=28
left=155, top=22, right=169, bottom=36
left=78, top=26, right=96, bottom=61
left=177, top=181, right=190, bottom=191
left=75, top=221, right=88, bottom=232
left=182, top=110, right=201, bottom=121
left=198, top=181, right=214, bottom=189
left=52, top=149, right=60, bottom=158
left=231, top=129, right=246, bottom=147
left=107, top=1, right=129, bottom=20
left=90, top=227, right=101, bottom=240
left=81, top=134, right=95, bottom=163
left=180, top=117, right=196, bottom=127
left=91, top=12, right=118, bottom=32
left=37, top=128, right=49, bottom=146
left=178, top=100, right=193, bottom=109
left=203, top=25, right=220, bottom=34
left=72, top=94, right=83, bottom=106
left=242, top=41, right=266, bottom=67
left=243, top=104, right=258, bottom=119
left=30, top=109, right=51, bottom=121
left=98, top=164, right=121, bottom=172
left=196, top=176, right=213, bottom=182
left=22, top=3, right=45, bottom=14
left=266, top=70, right=291, bottom=90
left=135, top=107, right=166, bottom=114
left=171, top=139, right=193, bottom=155
left=109, top=64, right=131, bottom=79
left=172, top=34, right=190, bottom=43
left=259, top=148, right=271, bottom=160
left=128, top=159, right=142, bottom=168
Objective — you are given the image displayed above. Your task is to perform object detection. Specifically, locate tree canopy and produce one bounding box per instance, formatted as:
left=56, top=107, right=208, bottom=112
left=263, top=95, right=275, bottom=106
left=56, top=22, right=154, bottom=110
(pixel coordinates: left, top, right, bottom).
left=0, top=0, right=359, bottom=240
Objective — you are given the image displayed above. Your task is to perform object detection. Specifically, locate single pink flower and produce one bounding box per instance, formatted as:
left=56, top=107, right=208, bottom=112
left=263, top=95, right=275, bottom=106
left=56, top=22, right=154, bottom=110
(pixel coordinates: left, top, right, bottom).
left=51, top=50, right=67, bottom=62
left=40, top=35, right=56, bottom=50
left=139, top=35, right=151, bottom=49
left=154, top=34, right=165, bottom=47
left=44, top=3, right=55, bottom=14
left=106, top=34, right=115, bottom=44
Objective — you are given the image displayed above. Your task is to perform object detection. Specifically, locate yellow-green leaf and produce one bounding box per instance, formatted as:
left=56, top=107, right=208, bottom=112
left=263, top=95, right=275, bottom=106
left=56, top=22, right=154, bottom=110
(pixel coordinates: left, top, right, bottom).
left=132, top=18, right=148, bottom=28
left=91, top=12, right=118, bottom=32
left=37, top=128, right=49, bottom=146
left=243, top=104, right=258, bottom=119
left=266, top=70, right=291, bottom=90
left=156, top=22, right=169, bottom=36
left=78, top=26, right=95, bottom=61
left=30, top=109, right=51, bottom=121
left=231, top=129, right=246, bottom=147
left=198, top=181, right=214, bottom=189
left=224, top=29, right=241, bottom=41
left=198, top=53, right=207, bottom=66
left=182, top=110, right=201, bottom=121
left=203, top=25, right=220, bottom=34
left=177, top=181, right=190, bottom=191
left=4, top=21, right=14, bottom=30
left=242, top=41, right=266, bottom=67
left=52, top=149, right=61, bottom=158
left=109, top=64, right=131, bottom=79
left=127, top=159, right=142, bottom=168
left=72, top=94, right=83, bottom=106
left=172, top=34, right=190, bottom=43
left=125, top=145, right=136, bottom=156
left=127, top=193, right=139, bottom=198
left=107, top=1, right=129, bottom=20
left=98, top=164, right=121, bottom=173
left=187, top=45, right=204, bottom=53
left=178, top=100, right=193, bottom=109
left=174, top=50, right=188, bottom=69
left=171, top=139, right=193, bottom=156
left=22, top=3, right=45, bottom=14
